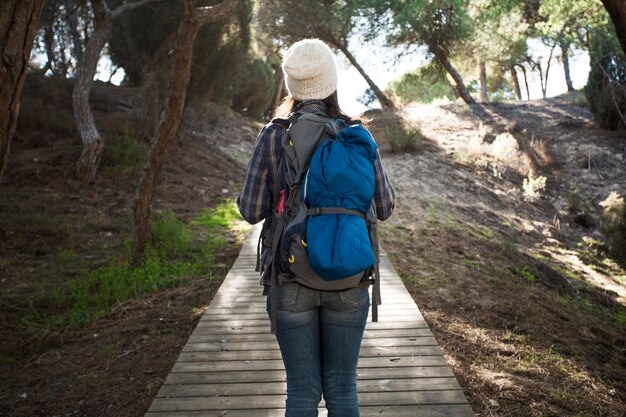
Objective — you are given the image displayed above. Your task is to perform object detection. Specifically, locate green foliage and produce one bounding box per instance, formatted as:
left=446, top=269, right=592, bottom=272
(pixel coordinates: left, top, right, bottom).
left=56, top=249, right=78, bottom=265
left=585, top=24, right=626, bottom=130
left=109, top=0, right=270, bottom=118
left=109, top=1, right=184, bottom=85
left=101, top=129, right=148, bottom=176
left=537, top=0, right=605, bottom=50
left=388, top=61, right=455, bottom=104
left=613, top=310, right=626, bottom=325
left=378, top=0, right=473, bottom=54
left=232, top=59, right=276, bottom=120
left=357, top=88, right=378, bottom=108
left=188, top=0, right=255, bottom=103
left=151, top=211, right=192, bottom=259
left=258, top=0, right=357, bottom=50
left=468, top=0, right=528, bottom=65
left=599, top=192, right=626, bottom=264
left=21, top=203, right=245, bottom=330
left=385, top=123, right=425, bottom=152
left=516, top=266, right=537, bottom=283
left=192, top=201, right=243, bottom=229
left=17, top=74, right=75, bottom=136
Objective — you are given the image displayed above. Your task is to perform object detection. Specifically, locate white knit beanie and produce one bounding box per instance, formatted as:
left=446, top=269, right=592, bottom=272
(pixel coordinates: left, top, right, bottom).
left=282, top=38, right=338, bottom=101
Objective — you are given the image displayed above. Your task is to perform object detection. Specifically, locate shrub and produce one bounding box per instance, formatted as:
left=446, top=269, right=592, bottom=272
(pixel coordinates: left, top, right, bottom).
left=387, top=61, right=456, bottom=104
left=385, top=123, right=425, bottom=152
left=522, top=174, right=547, bottom=201
left=599, top=191, right=626, bottom=263
left=584, top=24, right=626, bottom=130
left=101, top=129, right=148, bottom=176
left=151, top=211, right=192, bottom=259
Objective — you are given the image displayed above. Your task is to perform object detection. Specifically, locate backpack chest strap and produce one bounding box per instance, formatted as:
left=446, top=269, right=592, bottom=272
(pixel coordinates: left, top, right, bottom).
left=306, top=207, right=368, bottom=221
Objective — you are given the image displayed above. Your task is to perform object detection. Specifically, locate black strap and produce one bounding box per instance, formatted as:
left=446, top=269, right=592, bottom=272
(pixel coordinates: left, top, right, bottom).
left=255, top=232, right=262, bottom=273
left=306, top=207, right=367, bottom=220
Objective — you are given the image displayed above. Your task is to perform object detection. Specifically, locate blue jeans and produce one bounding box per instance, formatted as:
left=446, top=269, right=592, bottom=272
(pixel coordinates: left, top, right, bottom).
left=267, top=283, right=370, bottom=417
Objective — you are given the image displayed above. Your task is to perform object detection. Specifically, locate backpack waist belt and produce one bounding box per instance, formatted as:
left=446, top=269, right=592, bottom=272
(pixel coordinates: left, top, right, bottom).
left=306, top=207, right=367, bottom=220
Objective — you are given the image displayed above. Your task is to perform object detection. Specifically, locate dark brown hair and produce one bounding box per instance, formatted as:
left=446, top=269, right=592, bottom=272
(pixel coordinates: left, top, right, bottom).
left=273, top=91, right=348, bottom=119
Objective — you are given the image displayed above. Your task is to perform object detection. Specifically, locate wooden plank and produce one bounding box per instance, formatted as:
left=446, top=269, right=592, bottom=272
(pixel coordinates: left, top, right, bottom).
left=145, top=224, right=473, bottom=417
left=148, top=390, right=467, bottom=412
left=187, top=328, right=436, bottom=343
left=146, top=404, right=474, bottom=417
left=195, top=320, right=429, bottom=331
left=171, top=356, right=448, bottom=372
left=164, top=366, right=455, bottom=385
left=175, top=336, right=440, bottom=353
left=156, top=377, right=461, bottom=398
left=180, top=345, right=442, bottom=359
left=198, top=311, right=425, bottom=323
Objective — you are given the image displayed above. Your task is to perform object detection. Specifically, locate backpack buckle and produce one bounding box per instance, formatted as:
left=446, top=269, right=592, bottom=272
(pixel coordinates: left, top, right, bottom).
left=313, top=207, right=321, bottom=216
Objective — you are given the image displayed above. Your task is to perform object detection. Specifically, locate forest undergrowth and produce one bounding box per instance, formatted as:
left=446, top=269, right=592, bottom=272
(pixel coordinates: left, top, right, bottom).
left=1, top=76, right=625, bottom=416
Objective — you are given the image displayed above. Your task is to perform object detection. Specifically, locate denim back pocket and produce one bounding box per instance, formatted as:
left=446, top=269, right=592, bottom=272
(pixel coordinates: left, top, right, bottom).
left=338, top=287, right=370, bottom=308
left=276, top=282, right=300, bottom=307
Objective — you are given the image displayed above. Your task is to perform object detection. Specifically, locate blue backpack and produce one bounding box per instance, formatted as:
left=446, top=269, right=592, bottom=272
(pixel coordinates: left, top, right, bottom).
left=259, top=111, right=381, bottom=333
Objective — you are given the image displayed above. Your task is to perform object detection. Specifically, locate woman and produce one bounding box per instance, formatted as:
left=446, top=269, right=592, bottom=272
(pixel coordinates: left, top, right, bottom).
left=237, top=38, right=395, bottom=417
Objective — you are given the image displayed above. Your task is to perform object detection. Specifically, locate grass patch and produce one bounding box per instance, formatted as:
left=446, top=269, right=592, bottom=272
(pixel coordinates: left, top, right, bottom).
left=100, top=129, right=148, bottom=176
left=612, top=310, right=626, bottom=325
left=501, top=327, right=530, bottom=345
left=56, top=249, right=78, bottom=265
left=516, top=266, right=537, bottom=283
left=467, top=225, right=494, bottom=240
left=385, top=122, right=425, bottom=152
left=20, top=202, right=246, bottom=330
left=151, top=211, right=192, bottom=259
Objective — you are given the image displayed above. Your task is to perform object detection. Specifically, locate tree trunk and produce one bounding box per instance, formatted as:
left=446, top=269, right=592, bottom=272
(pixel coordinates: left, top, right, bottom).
left=601, top=0, right=626, bottom=57
left=43, top=22, right=57, bottom=74
left=65, top=0, right=83, bottom=66
left=0, top=0, right=45, bottom=181
left=432, top=46, right=476, bottom=105
left=560, top=41, right=574, bottom=92
left=73, top=0, right=110, bottom=183
left=517, top=64, right=530, bottom=100
left=269, top=70, right=284, bottom=118
left=479, top=60, right=488, bottom=102
left=336, top=43, right=396, bottom=110
left=542, top=44, right=556, bottom=98
left=134, top=0, right=239, bottom=255
left=510, top=64, right=522, bottom=101
left=73, top=0, right=162, bottom=183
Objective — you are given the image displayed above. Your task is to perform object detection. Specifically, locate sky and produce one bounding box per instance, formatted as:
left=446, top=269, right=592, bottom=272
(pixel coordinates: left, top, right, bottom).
left=95, top=37, right=591, bottom=116
left=335, top=37, right=591, bottom=114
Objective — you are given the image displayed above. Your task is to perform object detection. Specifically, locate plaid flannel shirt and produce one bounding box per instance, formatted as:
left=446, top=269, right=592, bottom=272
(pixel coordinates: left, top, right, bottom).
left=237, top=101, right=396, bottom=282
left=237, top=101, right=396, bottom=226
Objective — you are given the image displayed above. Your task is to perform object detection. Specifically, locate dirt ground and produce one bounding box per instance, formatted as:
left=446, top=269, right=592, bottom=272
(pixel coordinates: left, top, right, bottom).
left=371, top=95, right=626, bottom=416
left=0, top=76, right=258, bottom=417
left=1, top=76, right=625, bottom=417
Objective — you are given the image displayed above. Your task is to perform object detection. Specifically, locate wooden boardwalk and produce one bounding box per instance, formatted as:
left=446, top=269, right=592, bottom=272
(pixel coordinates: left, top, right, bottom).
left=145, top=224, right=474, bottom=417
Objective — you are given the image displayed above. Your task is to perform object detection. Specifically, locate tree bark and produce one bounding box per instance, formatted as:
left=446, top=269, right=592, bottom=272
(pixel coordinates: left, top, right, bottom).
left=542, top=44, right=556, bottom=98
left=518, top=64, right=530, bottom=101
left=601, top=0, right=626, bottom=57
left=0, top=0, right=45, bottom=182
left=432, top=46, right=476, bottom=105
left=73, top=0, right=110, bottom=183
left=73, top=0, right=162, bottom=183
left=65, top=0, right=83, bottom=66
left=269, top=70, right=284, bottom=118
left=509, top=64, right=522, bottom=101
left=336, top=43, right=396, bottom=110
left=560, top=41, right=574, bottom=92
left=479, top=60, right=488, bottom=102
left=134, top=0, right=239, bottom=255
